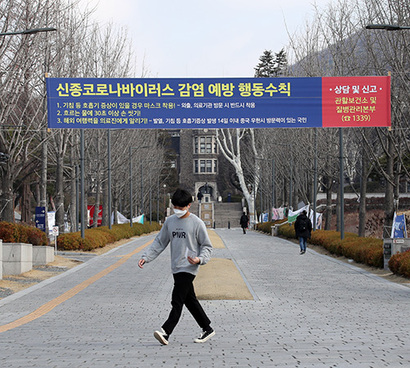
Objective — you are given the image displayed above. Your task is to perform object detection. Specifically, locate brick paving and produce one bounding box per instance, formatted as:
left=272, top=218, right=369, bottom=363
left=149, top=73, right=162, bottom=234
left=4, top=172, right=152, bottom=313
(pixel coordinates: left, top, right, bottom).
left=0, top=229, right=409, bottom=367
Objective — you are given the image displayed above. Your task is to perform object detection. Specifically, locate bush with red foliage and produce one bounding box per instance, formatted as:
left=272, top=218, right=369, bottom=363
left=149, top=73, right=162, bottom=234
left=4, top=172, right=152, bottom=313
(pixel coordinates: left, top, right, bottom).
left=0, top=222, right=47, bottom=245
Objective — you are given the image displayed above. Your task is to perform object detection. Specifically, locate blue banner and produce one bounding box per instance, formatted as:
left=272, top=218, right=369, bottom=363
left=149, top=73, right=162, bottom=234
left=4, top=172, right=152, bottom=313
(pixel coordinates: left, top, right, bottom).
left=46, top=77, right=323, bottom=129
left=35, top=206, right=46, bottom=232
left=392, top=213, right=407, bottom=238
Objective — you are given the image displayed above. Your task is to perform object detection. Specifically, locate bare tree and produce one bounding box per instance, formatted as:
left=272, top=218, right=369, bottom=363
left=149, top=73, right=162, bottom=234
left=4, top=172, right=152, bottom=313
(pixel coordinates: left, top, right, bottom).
left=216, top=128, right=261, bottom=224
left=286, top=0, right=410, bottom=235
left=0, top=0, right=57, bottom=222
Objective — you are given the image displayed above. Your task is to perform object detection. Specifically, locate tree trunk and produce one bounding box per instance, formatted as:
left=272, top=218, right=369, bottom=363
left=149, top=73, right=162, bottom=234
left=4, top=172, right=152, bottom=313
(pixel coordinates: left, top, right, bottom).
left=113, top=196, right=118, bottom=224
left=55, top=154, right=65, bottom=233
left=102, top=177, right=109, bottom=227
left=283, top=177, right=288, bottom=208
left=93, top=180, right=101, bottom=228
left=21, top=181, right=32, bottom=223
left=244, top=191, right=256, bottom=226
left=336, top=185, right=340, bottom=232
left=0, top=169, right=14, bottom=222
left=384, top=133, right=395, bottom=238
left=69, top=167, right=77, bottom=232
left=324, top=179, right=332, bottom=231
left=358, top=136, right=369, bottom=237
left=40, top=128, right=48, bottom=230
left=69, top=165, right=77, bottom=233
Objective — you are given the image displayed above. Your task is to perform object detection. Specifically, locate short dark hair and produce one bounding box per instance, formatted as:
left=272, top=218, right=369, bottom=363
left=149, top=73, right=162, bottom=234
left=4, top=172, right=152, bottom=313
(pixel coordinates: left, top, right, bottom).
left=171, top=188, right=192, bottom=207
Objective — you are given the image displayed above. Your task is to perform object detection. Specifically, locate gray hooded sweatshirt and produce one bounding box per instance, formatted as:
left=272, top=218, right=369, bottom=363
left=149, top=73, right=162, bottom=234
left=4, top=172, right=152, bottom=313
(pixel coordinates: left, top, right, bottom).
left=141, top=213, right=212, bottom=275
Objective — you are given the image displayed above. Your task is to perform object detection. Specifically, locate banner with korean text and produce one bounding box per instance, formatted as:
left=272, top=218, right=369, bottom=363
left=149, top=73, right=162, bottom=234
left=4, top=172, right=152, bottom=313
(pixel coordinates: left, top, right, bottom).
left=46, top=76, right=391, bottom=129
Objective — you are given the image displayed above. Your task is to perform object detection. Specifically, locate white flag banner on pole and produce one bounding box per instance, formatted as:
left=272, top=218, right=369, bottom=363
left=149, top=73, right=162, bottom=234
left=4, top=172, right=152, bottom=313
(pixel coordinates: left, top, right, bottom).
left=288, top=205, right=309, bottom=223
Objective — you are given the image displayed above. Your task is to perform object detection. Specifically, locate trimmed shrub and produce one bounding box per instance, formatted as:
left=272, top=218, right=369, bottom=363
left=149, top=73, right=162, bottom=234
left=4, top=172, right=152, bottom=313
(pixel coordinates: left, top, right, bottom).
left=57, top=232, right=81, bottom=251
left=341, top=237, right=383, bottom=268
left=273, top=222, right=384, bottom=270
left=0, top=222, right=47, bottom=245
left=25, top=225, right=48, bottom=245
left=278, top=222, right=296, bottom=239
left=57, top=222, right=161, bottom=251
left=389, top=250, right=410, bottom=278
left=256, top=219, right=287, bottom=234
left=0, top=221, right=19, bottom=242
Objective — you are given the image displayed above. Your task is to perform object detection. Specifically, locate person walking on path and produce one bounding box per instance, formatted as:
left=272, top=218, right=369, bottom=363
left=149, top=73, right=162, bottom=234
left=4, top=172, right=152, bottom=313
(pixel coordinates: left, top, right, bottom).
left=197, top=191, right=203, bottom=203
left=138, top=188, right=215, bottom=345
left=294, top=210, right=312, bottom=254
left=240, top=212, right=249, bottom=234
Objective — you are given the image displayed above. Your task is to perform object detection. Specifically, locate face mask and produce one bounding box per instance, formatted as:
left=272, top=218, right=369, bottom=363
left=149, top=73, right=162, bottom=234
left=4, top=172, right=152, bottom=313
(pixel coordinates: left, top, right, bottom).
left=174, top=209, right=187, bottom=218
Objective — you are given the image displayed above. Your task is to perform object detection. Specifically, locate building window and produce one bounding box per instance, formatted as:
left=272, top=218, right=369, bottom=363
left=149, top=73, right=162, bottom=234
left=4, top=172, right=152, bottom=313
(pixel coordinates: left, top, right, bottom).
left=194, top=159, right=219, bottom=174
left=200, top=160, right=206, bottom=173
left=193, top=159, right=218, bottom=174
left=200, top=137, right=206, bottom=153
left=193, top=136, right=218, bottom=154
left=206, top=137, right=212, bottom=153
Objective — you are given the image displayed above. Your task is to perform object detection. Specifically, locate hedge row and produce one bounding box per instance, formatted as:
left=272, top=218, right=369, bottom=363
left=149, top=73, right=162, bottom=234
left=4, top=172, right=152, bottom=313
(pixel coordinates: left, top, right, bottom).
left=0, top=221, right=47, bottom=245
left=388, top=250, right=410, bottom=278
left=257, top=220, right=384, bottom=269
left=57, top=222, right=161, bottom=251
left=256, top=219, right=287, bottom=234
left=308, top=230, right=383, bottom=268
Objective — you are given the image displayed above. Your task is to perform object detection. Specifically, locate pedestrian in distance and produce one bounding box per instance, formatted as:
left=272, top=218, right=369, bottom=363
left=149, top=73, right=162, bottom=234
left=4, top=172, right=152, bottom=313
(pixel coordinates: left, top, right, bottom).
left=240, top=212, right=249, bottom=234
left=197, top=191, right=203, bottom=203
left=294, top=210, right=312, bottom=254
left=138, top=188, right=215, bottom=345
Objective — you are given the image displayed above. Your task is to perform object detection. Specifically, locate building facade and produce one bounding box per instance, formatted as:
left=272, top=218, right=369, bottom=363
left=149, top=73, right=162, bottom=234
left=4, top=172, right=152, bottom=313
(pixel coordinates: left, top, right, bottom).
left=179, top=129, right=220, bottom=201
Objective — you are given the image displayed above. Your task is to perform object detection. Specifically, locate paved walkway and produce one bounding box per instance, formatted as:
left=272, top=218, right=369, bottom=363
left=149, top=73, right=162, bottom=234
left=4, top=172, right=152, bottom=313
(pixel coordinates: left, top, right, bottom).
left=0, top=229, right=409, bottom=367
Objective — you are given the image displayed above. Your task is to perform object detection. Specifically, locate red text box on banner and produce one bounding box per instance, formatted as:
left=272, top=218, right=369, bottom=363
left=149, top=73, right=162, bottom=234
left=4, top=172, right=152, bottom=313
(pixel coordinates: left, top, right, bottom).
left=322, top=76, right=391, bottom=128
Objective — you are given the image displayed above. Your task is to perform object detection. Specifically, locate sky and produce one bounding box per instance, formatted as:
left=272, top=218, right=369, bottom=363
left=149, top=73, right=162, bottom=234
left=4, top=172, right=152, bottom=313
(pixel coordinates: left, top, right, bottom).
left=81, top=0, right=332, bottom=78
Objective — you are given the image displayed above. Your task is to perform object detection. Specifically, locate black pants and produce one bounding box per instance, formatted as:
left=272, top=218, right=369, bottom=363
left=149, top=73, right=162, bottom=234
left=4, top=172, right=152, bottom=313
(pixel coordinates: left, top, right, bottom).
left=162, top=272, right=211, bottom=335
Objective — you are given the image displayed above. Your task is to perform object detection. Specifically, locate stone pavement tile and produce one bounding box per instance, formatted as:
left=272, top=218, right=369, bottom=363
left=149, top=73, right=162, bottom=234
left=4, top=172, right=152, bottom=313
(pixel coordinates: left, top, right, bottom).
left=0, top=230, right=409, bottom=367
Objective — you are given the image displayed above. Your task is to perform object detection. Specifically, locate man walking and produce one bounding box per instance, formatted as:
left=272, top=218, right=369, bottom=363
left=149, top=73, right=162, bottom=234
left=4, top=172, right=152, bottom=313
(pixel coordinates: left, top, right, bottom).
left=240, top=212, right=249, bottom=234
left=294, top=210, right=312, bottom=254
left=138, top=188, right=215, bottom=345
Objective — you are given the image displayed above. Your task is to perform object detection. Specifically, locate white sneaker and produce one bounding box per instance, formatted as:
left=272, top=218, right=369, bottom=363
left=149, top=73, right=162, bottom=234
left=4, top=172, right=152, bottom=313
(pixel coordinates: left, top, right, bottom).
left=154, top=328, right=169, bottom=345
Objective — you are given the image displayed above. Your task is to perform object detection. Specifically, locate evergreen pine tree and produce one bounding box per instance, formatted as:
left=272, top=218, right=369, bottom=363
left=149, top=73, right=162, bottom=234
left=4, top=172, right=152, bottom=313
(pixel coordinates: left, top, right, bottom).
left=254, top=48, right=287, bottom=77
left=254, top=50, right=275, bottom=77
left=272, top=48, right=287, bottom=77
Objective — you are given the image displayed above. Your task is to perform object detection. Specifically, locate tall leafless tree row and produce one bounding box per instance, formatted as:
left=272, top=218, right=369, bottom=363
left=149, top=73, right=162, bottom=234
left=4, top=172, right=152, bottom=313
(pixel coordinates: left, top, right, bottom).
left=0, top=0, right=166, bottom=231
left=1, top=0, right=408, bottom=238
left=224, top=0, right=408, bottom=236
left=283, top=0, right=409, bottom=235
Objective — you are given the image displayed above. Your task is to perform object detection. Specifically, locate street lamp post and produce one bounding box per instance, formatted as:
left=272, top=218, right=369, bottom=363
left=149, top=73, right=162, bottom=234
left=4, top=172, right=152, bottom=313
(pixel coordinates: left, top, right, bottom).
left=129, top=146, right=140, bottom=227
left=140, top=162, right=143, bottom=216
left=0, top=27, right=57, bottom=37
left=80, top=131, right=85, bottom=238
left=366, top=24, right=410, bottom=31
left=339, top=128, right=345, bottom=240
left=75, top=165, right=79, bottom=232
left=365, top=23, right=409, bottom=238
left=149, top=173, right=152, bottom=225
left=271, top=158, right=275, bottom=214
left=157, top=176, right=160, bottom=223
left=107, top=131, right=112, bottom=229
left=162, top=184, right=167, bottom=221
left=313, top=128, right=318, bottom=231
